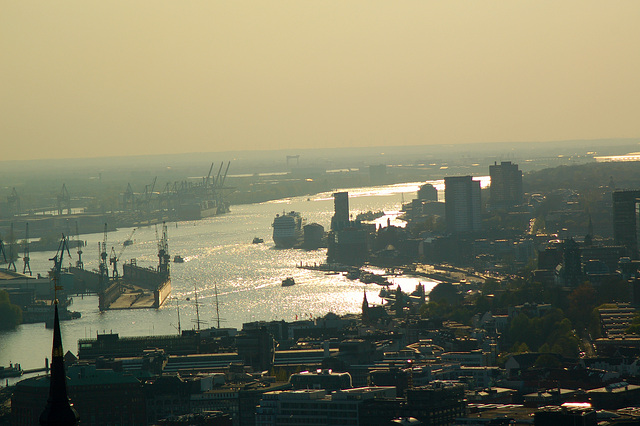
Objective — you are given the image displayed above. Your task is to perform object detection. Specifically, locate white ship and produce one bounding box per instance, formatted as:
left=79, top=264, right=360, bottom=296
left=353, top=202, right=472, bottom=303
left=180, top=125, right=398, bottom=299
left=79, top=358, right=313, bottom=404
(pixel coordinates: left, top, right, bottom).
left=272, top=211, right=305, bottom=248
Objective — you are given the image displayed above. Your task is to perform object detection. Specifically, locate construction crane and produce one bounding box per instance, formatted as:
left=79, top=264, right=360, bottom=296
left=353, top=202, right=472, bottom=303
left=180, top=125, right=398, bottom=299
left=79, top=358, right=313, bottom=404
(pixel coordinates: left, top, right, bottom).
left=23, top=223, right=31, bottom=275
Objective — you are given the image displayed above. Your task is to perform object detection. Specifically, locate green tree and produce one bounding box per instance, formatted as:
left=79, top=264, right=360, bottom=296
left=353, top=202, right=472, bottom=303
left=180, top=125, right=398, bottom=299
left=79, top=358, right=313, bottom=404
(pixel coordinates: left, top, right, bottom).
left=0, top=290, right=22, bottom=329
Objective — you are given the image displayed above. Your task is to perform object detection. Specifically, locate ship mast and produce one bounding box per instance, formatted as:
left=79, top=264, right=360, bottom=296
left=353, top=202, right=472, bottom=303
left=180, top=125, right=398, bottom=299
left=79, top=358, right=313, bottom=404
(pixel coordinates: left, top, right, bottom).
left=214, top=282, right=220, bottom=329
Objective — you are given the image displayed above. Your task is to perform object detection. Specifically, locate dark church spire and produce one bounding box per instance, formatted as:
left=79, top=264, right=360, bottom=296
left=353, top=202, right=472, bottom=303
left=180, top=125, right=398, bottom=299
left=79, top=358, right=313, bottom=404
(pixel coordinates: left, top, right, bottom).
left=40, top=235, right=78, bottom=425
left=39, top=302, right=79, bottom=425
left=362, top=290, right=369, bottom=324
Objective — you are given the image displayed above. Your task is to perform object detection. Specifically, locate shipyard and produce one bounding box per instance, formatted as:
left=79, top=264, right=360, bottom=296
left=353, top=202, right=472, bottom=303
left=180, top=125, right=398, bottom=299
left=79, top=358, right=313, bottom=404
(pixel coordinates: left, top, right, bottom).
left=2, top=1, right=639, bottom=423
left=5, top=147, right=640, bottom=424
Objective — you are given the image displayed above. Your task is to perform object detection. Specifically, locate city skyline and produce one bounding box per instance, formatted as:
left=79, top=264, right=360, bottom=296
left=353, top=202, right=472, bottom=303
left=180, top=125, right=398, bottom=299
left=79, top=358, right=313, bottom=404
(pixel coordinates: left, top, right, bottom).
left=2, top=1, right=639, bottom=161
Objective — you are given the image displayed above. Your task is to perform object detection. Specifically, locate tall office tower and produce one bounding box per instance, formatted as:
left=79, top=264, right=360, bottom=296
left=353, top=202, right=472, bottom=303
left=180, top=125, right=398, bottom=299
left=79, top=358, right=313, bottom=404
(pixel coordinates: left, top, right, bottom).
left=613, top=190, right=640, bottom=259
left=331, top=191, right=349, bottom=230
left=444, top=176, right=481, bottom=233
left=489, top=161, right=523, bottom=208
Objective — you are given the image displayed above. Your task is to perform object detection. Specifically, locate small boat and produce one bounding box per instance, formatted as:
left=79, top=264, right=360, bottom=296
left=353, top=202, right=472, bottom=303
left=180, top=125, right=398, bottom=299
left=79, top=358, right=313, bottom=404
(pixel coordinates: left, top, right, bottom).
left=252, top=237, right=264, bottom=244
left=346, top=270, right=360, bottom=280
left=0, top=363, right=23, bottom=378
left=123, top=239, right=134, bottom=247
left=282, top=277, right=295, bottom=287
left=173, top=255, right=185, bottom=263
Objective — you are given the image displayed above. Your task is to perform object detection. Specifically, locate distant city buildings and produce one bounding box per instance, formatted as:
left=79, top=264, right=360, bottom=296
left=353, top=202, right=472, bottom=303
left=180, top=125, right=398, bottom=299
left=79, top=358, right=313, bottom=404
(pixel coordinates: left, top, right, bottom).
left=613, top=190, right=640, bottom=259
left=444, top=176, right=481, bottom=234
left=489, top=161, right=523, bottom=209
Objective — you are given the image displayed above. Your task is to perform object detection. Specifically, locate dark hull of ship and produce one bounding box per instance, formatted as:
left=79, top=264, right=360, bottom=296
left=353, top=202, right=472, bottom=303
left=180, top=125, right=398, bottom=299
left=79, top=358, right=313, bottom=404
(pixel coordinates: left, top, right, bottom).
left=273, top=235, right=301, bottom=249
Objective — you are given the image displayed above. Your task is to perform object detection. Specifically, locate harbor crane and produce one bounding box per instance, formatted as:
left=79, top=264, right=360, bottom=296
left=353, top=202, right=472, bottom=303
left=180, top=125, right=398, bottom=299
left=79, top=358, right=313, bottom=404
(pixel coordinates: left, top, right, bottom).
left=213, top=162, right=224, bottom=188
left=6, top=223, right=16, bottom=272
left=75, top=221, right=83, bottom=270
left=157, top=222, right=170, bottom=275
left=0, top=238, right=6, bottom=265
left=109, top=247, right=120, bottom=279
left=7, top=187, right=20, bottom=215
left=122, top=183, right=135, bottom=211
left=98, top=223, right=109, bottom=288
left=124, top=228, right=136, bottom=245
left=219, top=161, right=231, bottom=188
left=57, top=183, right=71, bottom=215
left=204, top=162, right=215, bottom=188
left=110, top=229, right=135, bottom=279
left=50, top=234, right=72, bottom=299
left=23, top=223, right=31, bottom=275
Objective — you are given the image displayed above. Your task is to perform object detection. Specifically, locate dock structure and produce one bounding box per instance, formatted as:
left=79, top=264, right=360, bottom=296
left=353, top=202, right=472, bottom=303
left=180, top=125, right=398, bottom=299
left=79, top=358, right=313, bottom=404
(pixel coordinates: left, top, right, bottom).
left=69, top=222, right=172, bottom=311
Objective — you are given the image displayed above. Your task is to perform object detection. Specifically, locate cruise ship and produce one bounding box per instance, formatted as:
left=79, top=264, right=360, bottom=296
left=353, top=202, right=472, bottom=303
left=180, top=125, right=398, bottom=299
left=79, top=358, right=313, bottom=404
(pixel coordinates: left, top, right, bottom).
left=272, top=211, right=305, bottom=248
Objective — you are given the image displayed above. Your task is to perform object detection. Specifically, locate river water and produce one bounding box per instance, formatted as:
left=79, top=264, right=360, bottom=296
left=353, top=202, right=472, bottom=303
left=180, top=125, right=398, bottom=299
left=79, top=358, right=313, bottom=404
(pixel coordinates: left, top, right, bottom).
left=0, top=178, right=488, bottom=381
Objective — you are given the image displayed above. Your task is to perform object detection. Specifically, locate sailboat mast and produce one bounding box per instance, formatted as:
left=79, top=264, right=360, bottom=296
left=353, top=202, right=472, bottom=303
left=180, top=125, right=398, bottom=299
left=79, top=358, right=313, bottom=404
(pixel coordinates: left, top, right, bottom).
left=194, top=283, right=200, bottom=332
left=176, top=298, right=181, bottom=335
left=214, top=283, right=220, bottom=329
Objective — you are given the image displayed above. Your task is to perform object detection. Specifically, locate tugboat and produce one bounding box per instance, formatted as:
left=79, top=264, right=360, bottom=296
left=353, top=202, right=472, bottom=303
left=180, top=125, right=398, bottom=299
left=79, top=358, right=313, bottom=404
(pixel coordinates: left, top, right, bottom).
left=173, top=255, right=185, bottom=263
left=0, top=363, right=23, bottom=378
left=252, top=237, right=264, bottom=244
left=282, top=277, right=295, bottom=287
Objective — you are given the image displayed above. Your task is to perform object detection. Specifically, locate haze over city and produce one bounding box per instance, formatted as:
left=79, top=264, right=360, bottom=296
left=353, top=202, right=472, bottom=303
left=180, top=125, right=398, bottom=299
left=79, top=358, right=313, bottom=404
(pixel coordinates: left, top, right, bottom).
left=2, top=1, right=639, bottom=161
left=6, top=2, right=640, bottom=425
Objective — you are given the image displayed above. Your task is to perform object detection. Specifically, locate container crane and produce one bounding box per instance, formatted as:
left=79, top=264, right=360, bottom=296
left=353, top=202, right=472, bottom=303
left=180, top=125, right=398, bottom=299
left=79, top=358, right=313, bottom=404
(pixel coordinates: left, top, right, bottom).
left=205, top=162, right=215, bottom=188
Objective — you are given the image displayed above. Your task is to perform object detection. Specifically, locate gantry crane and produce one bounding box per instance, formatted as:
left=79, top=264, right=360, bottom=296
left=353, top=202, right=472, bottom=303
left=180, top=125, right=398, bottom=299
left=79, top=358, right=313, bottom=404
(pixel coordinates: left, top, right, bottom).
left=57, top=184, right=71, bottom=215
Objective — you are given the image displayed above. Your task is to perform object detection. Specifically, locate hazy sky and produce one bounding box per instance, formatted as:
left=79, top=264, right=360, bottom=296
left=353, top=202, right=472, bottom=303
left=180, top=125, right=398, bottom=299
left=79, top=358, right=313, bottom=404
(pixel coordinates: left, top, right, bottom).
left=2, top=1, right=639, bottom=161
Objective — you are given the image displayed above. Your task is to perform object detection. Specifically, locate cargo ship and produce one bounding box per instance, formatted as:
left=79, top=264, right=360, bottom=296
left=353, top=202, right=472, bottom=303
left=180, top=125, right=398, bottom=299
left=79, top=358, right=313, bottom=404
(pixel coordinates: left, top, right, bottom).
left=272, top=211, right=305, bottom=248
